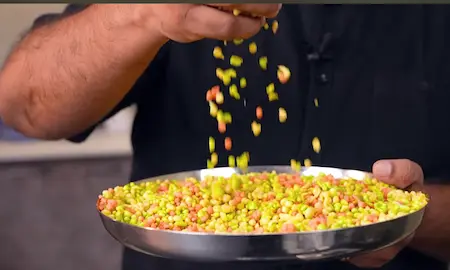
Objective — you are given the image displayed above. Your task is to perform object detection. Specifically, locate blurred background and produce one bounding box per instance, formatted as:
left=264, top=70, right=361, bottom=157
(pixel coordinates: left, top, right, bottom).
left=0, top=4, right=131, bottom=270
left=4, top=4, right=449, bottom=270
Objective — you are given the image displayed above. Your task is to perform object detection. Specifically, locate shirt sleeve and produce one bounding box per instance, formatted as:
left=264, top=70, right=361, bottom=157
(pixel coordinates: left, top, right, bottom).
left=30, top=4, right=168, bottom=143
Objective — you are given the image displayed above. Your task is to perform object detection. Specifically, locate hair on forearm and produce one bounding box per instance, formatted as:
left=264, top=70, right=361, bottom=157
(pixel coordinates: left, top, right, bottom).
left=0, top=4, right=167, bottom=139
left=3, top=4, right=91, bottom=69
left=1, top=5, right=86, bottom=70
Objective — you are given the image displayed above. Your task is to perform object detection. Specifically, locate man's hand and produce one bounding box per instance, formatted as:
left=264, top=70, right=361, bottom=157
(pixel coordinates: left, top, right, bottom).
left=139, top=4, right=281, bottom=43
left=349, top=159, right=424, bottom=268
left=0, top=3, right=281, bottom=139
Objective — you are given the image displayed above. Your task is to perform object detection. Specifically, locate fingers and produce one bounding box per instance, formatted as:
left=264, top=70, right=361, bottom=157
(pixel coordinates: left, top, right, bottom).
left=152, top=4, right=273, bottom=42
left=208, top=4, right=282, bottom=18
left=349, top=234, right=414, bottom=268
left=185, top=5, right=264, bottom=40
left=349, top=247, right=398, bottom=269
left=372, top=159, right=423, bottom=188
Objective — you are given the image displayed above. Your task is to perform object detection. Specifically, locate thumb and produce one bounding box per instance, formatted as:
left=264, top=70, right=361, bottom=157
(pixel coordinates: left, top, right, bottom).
left=372, top=159, right=423, bottom=189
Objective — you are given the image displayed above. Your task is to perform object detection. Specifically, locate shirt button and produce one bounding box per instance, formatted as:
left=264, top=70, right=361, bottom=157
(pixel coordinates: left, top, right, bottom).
left=318, top=73, right=328, bottom=83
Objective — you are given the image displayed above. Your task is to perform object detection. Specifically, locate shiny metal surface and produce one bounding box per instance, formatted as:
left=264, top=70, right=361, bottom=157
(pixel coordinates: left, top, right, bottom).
left=98, top=166, right=426, bottom=262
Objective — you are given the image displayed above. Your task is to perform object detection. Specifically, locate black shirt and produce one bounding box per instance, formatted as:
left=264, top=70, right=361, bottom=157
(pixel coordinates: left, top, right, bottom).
left=37, top=4, right=450, bottom=270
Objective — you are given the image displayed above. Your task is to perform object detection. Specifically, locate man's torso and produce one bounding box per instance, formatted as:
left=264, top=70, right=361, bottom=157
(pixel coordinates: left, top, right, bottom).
left=61, top=4, right=450, bottom=270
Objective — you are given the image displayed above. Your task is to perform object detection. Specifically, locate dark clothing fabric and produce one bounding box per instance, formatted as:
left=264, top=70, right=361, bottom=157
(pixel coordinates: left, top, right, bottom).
left=37, top=4, right=450, bottom=270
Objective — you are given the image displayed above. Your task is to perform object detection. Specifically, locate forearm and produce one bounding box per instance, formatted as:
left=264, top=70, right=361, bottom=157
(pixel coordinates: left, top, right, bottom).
left=410, top=184, right=450, bottom=261
left=0, top=4, right=167, bottom=139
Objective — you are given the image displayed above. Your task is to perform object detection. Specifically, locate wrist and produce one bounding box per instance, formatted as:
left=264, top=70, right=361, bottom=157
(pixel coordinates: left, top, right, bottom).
left=116, top=4, right=169, bottom=45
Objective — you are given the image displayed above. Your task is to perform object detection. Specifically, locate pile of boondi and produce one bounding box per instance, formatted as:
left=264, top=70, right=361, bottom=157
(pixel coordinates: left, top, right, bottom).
left=97, top=172, right=428, bottom=233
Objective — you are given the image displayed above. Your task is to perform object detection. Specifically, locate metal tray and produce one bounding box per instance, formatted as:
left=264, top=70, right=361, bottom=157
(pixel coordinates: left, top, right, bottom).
left=98, top=166, right=426, bottom=262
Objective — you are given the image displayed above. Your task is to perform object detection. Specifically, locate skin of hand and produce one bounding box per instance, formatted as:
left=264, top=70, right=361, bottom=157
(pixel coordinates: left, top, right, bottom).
left=0, top=4, right=281, bottom=140
left=348, top=159, right=424, bottom=268
left=138, top=4, right=282, bottom=42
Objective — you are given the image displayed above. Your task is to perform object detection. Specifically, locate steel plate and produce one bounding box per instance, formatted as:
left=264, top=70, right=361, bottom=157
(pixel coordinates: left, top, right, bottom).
left=98, top=166, right=426, bottom=262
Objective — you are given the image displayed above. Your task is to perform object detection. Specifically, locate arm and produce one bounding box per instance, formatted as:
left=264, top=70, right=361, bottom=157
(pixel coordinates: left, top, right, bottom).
left=410, top=184, right=450, bottom=261
left=0, top=4, right=168, bottom=140
left=31, top=4, right=87, bottom=28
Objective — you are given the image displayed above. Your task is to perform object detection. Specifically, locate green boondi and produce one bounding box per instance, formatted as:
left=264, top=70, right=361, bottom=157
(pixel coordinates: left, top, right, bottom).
left=98, top=172, right=428, bottom=233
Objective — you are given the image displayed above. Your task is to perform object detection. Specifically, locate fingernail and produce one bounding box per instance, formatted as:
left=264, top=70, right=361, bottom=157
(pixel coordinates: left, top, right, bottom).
left=373, top=161, right=393, bottom=178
